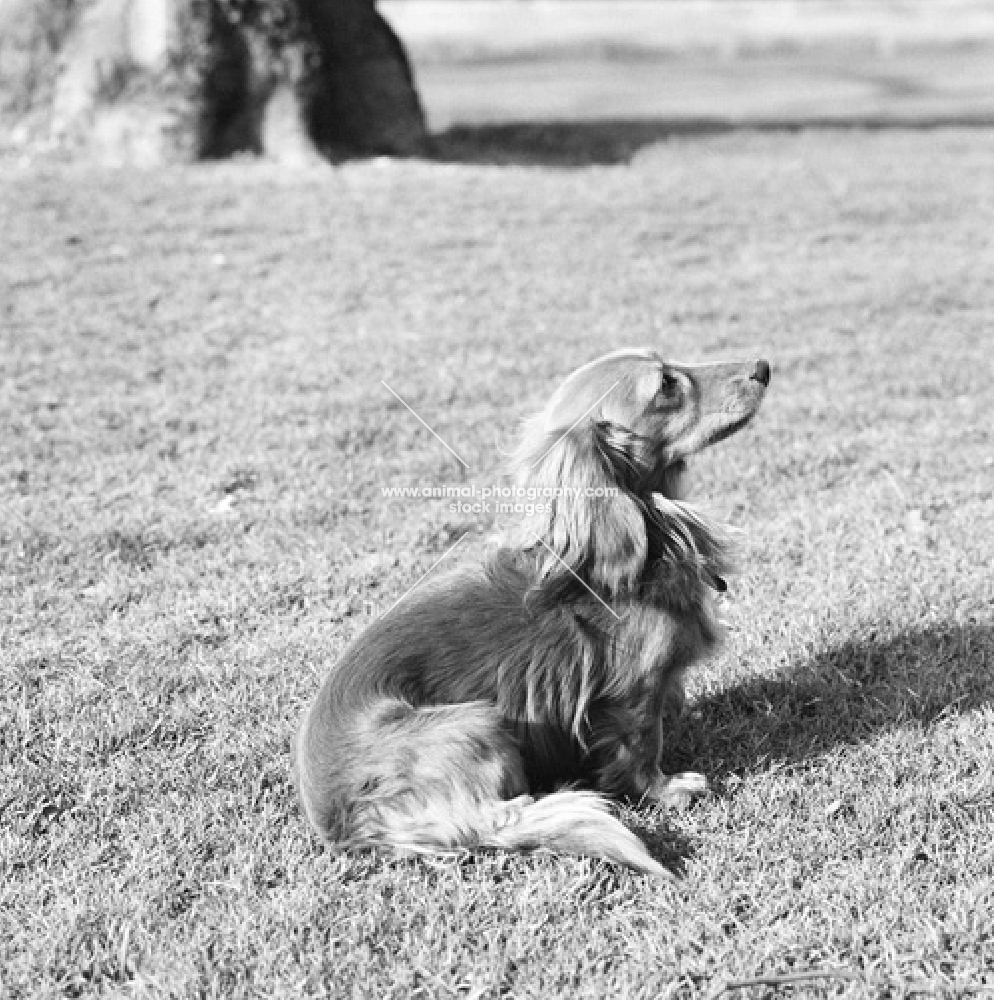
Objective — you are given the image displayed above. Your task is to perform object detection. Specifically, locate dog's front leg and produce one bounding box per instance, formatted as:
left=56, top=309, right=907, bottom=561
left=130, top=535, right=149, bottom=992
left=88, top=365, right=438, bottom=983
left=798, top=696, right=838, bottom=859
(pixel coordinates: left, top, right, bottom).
left=595, top=746, right=708, bottom=808
left=588, top=703, right=710, bottom=808
left=644, top=686, right=709, bottom=809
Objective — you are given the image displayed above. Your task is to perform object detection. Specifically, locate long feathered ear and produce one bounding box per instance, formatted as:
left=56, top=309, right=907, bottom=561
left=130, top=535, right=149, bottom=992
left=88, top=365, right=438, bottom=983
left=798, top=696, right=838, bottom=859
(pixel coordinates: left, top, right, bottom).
left=513, top=418, right=649, bottom=599
left=649, top=495, right=733, bottom=592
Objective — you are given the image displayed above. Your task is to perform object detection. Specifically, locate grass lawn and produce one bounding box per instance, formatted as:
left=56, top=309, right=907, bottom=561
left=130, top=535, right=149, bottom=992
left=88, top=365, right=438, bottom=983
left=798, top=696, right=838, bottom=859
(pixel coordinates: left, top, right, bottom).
left=2, top=126, right=993, bottom=997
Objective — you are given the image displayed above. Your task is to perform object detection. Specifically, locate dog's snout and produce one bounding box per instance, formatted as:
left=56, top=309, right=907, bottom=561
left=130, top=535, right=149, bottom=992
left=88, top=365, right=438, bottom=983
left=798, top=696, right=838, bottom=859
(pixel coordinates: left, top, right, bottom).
left=750, top=359, right=771, bottom=387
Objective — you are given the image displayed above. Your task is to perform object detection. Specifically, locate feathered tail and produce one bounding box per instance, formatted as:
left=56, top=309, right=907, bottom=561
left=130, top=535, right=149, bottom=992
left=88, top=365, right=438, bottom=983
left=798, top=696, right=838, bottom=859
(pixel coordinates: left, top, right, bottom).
left=478, top=790, right=674, bottom=879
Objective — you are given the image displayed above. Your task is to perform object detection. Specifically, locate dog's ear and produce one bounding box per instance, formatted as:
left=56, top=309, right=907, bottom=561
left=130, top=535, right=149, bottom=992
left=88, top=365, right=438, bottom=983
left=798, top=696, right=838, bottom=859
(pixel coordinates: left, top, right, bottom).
left=514, top=419, right=648, bottom=598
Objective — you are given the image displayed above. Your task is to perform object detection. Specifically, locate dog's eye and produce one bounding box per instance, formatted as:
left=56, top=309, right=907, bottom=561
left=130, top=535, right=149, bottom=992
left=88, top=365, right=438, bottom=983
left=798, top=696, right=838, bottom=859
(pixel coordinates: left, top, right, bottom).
left=653, top=373, right=682, bottom=409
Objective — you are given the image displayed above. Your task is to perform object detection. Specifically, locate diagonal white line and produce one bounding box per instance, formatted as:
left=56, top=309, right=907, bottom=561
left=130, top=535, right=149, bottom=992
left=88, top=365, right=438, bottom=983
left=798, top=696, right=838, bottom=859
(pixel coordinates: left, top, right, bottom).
left=529, top=533, right=621, bottom=621
left=379, top=532, right=470, bottom=620
left=529, top=380, right=622, bottom=468
left=381, top=380, right=470, bottom=469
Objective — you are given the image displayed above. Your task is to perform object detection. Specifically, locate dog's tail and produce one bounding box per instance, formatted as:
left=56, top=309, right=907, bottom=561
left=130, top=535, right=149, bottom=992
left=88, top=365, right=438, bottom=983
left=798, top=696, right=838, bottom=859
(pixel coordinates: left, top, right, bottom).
left=477, top=791, right=674, bottom=880
left=346, top=789, right=673, bottom=881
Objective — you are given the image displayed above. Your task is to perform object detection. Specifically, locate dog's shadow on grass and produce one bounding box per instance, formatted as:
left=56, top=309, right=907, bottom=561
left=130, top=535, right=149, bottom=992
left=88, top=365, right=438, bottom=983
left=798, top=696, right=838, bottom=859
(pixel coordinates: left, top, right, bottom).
left=642, top=624, right=994, bottom=873
left=676, top=623, right=994, bottom=785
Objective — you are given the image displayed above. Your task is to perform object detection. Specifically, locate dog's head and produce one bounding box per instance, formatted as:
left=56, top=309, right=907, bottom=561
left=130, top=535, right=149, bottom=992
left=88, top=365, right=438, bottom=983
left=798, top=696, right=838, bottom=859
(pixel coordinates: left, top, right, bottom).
left=515, top=350, right=770, bottom=598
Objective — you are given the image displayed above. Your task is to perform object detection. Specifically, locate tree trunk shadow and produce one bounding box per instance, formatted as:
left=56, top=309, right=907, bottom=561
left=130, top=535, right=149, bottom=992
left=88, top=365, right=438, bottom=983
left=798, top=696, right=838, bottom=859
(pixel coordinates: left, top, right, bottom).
left=431, top=117, right=994, bottom=167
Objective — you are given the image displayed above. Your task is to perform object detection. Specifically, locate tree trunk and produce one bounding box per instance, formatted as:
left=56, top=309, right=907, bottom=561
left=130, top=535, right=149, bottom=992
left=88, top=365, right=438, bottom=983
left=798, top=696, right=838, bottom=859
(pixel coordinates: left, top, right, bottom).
left=0, top=0, right=428, bottom=164
left=299, top=0, right=428, bottom=158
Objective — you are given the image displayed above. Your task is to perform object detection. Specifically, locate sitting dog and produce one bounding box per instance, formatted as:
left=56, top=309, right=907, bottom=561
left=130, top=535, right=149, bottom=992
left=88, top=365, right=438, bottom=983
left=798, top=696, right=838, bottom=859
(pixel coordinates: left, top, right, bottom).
left=297, top=350, right=770, bottom=878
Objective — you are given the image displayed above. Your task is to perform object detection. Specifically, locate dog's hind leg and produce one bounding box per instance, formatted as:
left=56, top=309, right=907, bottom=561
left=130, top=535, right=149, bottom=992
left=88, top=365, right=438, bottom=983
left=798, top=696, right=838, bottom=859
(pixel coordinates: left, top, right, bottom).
left=349, top=701, right=531, bottom=850
left=297, top=697, right=529, bottom=849
left=298, top=698, right=673, bottom=877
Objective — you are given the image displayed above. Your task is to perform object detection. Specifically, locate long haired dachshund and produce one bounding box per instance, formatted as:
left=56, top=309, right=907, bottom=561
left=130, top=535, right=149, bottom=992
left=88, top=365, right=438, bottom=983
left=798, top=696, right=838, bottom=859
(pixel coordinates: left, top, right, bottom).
left=297, top=350, right=770, bottom=878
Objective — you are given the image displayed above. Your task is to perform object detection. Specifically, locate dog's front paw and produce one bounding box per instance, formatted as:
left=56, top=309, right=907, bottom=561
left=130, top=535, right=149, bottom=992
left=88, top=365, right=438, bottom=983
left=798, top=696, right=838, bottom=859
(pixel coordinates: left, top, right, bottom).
left=648, top=771, right=709, bottom=809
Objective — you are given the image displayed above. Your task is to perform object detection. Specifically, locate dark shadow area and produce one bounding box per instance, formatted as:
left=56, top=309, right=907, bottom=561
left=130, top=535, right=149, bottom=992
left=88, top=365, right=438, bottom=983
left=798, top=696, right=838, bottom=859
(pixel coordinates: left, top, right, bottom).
left=661, top=624, right=994, bottom=789
left=431, top=116, right=994, bottom=167
left=637, top=624, right=994, bottom=873
left=629, top=816, right=698, bottom=879
left=600, top=624, right=992, bottom=874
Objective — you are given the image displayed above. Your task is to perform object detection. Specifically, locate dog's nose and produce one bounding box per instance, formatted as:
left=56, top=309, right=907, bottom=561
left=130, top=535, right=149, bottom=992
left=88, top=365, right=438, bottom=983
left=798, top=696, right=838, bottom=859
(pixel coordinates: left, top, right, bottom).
left=750, top=359, right=771, bottom=387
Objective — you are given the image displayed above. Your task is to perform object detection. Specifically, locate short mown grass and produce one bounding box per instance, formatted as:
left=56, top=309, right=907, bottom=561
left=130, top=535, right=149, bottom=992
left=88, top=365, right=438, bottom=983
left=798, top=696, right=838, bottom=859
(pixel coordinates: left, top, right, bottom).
left=2, top=127, right=993, bottom=997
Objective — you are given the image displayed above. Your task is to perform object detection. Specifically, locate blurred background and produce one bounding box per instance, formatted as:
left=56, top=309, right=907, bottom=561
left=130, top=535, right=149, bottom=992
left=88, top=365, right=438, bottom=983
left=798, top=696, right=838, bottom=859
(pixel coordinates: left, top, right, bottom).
left=385, top=0, right=994, bottom=129
left=2, top=0, right=993, bottom=166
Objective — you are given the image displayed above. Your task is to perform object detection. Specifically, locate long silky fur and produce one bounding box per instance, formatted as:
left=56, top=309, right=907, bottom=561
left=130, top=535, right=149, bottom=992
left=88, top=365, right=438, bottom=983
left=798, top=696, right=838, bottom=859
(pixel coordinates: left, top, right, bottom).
left=512, top=417, right=651, bottom=598
left=297, top=355, right=764, bottom=879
